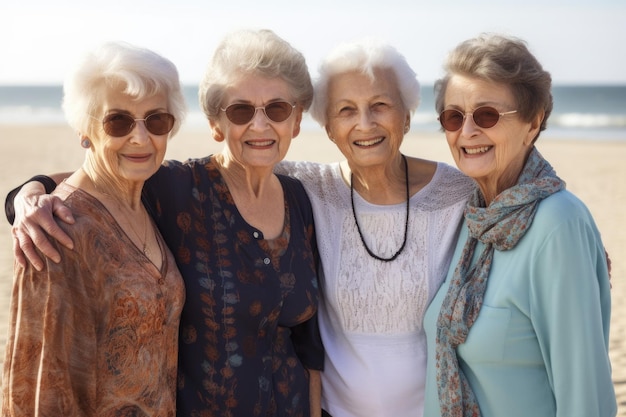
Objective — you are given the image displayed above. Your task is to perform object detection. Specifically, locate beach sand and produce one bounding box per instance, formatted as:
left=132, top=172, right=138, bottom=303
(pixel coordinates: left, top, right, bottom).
left=0, top=124, right=624, bottom=414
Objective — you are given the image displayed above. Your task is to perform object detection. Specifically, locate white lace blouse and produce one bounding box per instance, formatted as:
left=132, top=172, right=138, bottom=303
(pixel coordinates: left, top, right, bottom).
left=276, top=160, right=474, bottom=417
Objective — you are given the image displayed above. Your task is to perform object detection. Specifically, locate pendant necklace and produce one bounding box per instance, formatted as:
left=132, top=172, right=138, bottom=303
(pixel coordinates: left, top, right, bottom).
left=107, top=197, right=150, bottom=256
left=350, top=154, right=409, bottom=262
left=85, top=171, right=150, bottom=256
left=123, top=207, right=150, bottom=256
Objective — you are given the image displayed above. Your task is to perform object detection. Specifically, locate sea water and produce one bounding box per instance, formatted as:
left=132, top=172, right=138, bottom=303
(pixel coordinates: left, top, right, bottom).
left=1, top=84, right=625, bottom=141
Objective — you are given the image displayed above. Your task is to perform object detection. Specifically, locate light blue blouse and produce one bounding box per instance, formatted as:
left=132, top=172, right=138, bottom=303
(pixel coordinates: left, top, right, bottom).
left=423, top=190, right=616, bottom=417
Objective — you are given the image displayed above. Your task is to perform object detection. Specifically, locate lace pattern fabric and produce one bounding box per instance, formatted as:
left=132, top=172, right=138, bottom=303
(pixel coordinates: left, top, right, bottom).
left=275, top=159, right=475, bottom=416
left=277, top=160, right=475, bottom=335
left=338, top=195, right=429, bottom=334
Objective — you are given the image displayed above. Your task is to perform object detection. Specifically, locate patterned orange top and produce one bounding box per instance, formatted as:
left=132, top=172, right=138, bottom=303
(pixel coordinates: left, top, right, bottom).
left=2, top=182, right=185, bottom=417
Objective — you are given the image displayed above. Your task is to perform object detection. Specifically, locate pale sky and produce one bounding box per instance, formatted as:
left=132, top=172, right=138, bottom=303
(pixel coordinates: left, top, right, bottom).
left=1, top=0, right=625, bottom=86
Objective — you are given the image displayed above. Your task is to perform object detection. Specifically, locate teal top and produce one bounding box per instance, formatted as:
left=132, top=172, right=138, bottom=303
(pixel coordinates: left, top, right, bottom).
left=423, top=190, right=616, bottom=417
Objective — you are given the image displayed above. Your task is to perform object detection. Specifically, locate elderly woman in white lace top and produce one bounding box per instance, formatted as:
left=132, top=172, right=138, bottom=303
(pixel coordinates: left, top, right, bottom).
left=275, top=39, right=474, bottom=417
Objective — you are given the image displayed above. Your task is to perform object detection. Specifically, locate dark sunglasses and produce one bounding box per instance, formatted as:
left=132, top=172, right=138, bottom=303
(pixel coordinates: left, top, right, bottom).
left=438, top=107, right=517, bottom=132
left=100, top=112, right=175, bottom=137
left=220, top=101, right=296, bottom=125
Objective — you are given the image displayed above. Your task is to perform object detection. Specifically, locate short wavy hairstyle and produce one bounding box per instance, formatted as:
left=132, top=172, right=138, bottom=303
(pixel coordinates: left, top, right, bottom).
left=310, top=38, right=420, bottom=127
left=199, top=29, right=313, bottom=120
left=434, top=33, right=552, bottom=142
left=62, top=41, right=186, bottom=139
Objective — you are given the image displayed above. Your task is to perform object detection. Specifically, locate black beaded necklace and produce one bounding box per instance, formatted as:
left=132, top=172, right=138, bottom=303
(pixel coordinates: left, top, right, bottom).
left=350, top=154, right=409, bottom=262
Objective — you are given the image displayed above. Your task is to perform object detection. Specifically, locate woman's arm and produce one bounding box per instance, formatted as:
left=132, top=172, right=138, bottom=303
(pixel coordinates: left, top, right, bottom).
left=532, top=213, right=616, bottom=416
left=6, top=161, right=194, bottom=272
left=6, top=173, right=74, bottom=271
left=309, top=369, right=322, bottom=417
left=3, top=250, right=97, bottom=414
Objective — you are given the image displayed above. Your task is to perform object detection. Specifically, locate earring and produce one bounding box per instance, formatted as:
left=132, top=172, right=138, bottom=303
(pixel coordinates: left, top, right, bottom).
left=404, top=125, right=410, bottom=134
left=81, top=138, right=91, bottom=149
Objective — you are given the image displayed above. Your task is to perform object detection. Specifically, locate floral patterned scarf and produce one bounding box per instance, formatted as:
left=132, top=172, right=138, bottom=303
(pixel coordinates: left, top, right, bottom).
left=435, top=147, right=565, bottom=417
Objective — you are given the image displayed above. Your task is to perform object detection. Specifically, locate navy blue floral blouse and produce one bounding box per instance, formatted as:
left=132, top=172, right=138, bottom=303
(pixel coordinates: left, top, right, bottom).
left=142, top=155, right=323, bottom=417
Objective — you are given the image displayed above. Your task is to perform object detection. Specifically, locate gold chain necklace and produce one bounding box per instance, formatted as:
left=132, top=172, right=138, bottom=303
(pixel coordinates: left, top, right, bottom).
left=84, top=171, right=150, bottom=256
left=120, top=205, right=149, bottom=256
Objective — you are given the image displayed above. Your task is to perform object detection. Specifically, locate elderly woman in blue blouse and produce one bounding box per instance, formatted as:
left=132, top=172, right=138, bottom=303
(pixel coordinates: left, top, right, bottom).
left=422, top=33, right=616, bottom=417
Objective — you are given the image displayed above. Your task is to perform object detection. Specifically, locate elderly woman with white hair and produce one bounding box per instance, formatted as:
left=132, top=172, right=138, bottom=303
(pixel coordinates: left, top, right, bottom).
left=2, top=42, right=187, bottom=415
left=276, top=39, right=474, bottom=416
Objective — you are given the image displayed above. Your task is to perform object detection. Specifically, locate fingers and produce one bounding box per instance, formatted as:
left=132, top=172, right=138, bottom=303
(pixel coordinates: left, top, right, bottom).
left=48, top=198, right=75, bottom=249
left=12, top=194, right=75, bottom=271
left=12, top=226, right=46, bottom=272
left=11, top=230, right=28, bottom=269
left=52, top=202, right=76, bottom=225
left=21, top=195, right=74, bottom=249
left=605, top=249, right=612, bottom=289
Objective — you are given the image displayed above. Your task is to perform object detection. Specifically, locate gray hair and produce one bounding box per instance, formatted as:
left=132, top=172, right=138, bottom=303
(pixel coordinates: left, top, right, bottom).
left=310, top=38, right=420, bottom=126
left=434, top=33, right=552, bottom=141
left=199, top=29, right=313, bottom=120
left=62, top=41, right=186, bottom=138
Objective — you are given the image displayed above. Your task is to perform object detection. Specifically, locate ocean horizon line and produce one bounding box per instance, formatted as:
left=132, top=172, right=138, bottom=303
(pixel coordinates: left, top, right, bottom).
left=1, top=84, right=625, bottom=141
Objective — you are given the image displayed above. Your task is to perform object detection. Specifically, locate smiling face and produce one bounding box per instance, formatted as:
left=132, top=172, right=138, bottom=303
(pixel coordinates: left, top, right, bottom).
left=89, top=90, right=170, bottom=186
left=443, top=75, right=541, bottom=202
left=324, top=68, right=410, bottom=171
left=210, top=73, right=302, bottom=171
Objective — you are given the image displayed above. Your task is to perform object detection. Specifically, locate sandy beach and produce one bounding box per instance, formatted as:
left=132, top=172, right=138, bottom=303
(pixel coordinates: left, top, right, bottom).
left=0, top=124, right=624, bottom=414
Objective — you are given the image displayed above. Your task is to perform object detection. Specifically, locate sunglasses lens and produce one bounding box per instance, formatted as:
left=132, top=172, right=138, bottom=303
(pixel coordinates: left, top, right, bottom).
left=223, top=102, right=294, bottom=125
left=264, top=102, right=294, bottom=123
left=102, top=113, right=175, bottom=137
left=103, top=114, right=135, bottom=137
left=145, top=113, right=175, bottom=135
left=225, top=104, right=257, bottom=125
left=439, top=107, right=504, bottom=131
left=473, top=107, right=500, bottom=129
left=439, top=109, right=464, bottom=131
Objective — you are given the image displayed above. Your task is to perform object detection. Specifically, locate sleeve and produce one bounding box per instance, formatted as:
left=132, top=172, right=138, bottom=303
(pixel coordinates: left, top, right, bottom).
left=529, top=210, right=616, bottom=417
left=2, top=245, right=98, bottom=415
left=5, top=175, right=58, bottom=224
left=290, top=313, right=324, bottom=371
left=274, top=160, right=322, bottom=187
left=273, top=160, right=299, bottom=177
left=293, top=202, right=324, bottom=371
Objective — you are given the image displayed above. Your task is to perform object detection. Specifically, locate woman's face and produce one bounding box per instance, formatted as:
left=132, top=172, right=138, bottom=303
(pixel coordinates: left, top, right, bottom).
left=210, top=74, right=302, bottom=170
left=90, top=90, right=170, bottom=184
left=325, top=68, right=410, bottom=170
left=442, top=75, right=540, bottom=198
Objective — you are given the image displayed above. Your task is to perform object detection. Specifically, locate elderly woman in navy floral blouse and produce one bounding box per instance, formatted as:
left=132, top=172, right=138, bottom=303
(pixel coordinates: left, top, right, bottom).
left=150, top=29, right=323, bottom=416
left=5, top=29, right=323, bottom=417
